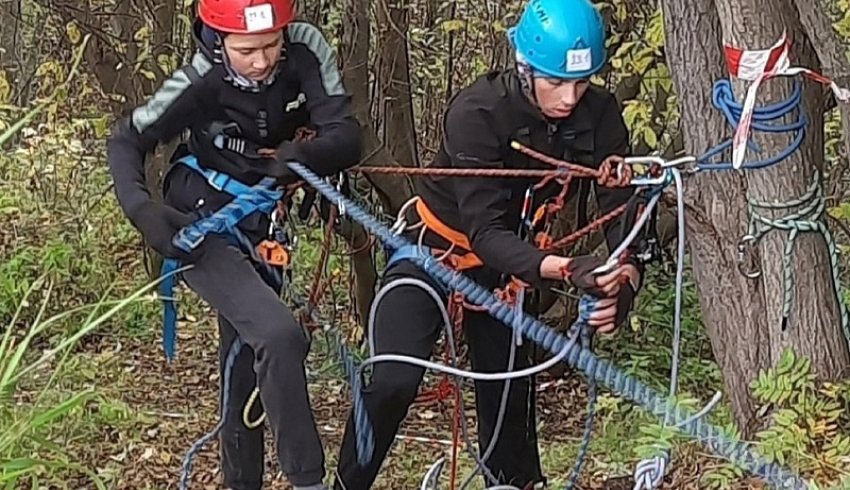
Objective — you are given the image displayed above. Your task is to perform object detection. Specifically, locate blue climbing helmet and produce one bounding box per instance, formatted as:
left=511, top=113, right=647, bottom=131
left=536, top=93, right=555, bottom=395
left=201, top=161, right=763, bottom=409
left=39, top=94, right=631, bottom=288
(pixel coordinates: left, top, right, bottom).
left=508, top=0, right=607, bottom=79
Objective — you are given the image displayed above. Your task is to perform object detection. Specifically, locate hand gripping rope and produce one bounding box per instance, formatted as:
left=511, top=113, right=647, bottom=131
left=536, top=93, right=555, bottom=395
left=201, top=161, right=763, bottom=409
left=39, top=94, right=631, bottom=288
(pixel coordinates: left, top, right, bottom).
left=287, top=161, right=811, bottom=490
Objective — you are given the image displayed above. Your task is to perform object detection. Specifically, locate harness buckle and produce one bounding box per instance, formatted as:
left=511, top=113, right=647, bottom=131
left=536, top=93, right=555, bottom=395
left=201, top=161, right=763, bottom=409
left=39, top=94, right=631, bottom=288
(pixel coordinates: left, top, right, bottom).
left=206, top=170, right=232, bottom=192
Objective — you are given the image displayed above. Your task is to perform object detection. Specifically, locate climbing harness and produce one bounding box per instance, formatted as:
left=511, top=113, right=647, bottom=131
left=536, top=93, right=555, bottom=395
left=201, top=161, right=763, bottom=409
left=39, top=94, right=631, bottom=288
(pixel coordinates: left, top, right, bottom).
left=160, top=154, right=286, bottom=362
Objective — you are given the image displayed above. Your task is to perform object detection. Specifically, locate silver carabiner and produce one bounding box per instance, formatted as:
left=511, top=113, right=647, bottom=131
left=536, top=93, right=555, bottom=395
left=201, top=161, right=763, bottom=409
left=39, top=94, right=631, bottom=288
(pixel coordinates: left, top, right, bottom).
left=336, top=173, right=347, bottom=217
left=267, top=208, right=279, bottom=238
left=736, top=234, right=762, bottom=279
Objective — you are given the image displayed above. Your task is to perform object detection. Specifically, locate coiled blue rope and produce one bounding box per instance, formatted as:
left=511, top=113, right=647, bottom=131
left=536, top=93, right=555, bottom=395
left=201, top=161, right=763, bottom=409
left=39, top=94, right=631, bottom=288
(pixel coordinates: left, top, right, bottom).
left=697, top=79, right=806, bottom=170
left=288, top=161, right=811, bottom=490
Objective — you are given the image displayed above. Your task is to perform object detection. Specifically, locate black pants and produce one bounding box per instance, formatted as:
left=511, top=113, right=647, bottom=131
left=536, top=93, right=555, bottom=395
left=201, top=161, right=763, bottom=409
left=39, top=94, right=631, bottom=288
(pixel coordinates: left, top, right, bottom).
left=165, top=164, right=325, bottom=489
left=334, top=260, right=544, bottom=490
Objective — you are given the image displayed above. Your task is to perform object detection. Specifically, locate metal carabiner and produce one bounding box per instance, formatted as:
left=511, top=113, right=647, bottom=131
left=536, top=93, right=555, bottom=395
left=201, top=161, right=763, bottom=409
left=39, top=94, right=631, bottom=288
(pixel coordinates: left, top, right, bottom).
left=267, top=208, right=279, bottom=238
left=662, top=155, right=698, bottom=168
left=335, top=173, right=347, bottom=217
left=736, top=234, right=762, bottom=279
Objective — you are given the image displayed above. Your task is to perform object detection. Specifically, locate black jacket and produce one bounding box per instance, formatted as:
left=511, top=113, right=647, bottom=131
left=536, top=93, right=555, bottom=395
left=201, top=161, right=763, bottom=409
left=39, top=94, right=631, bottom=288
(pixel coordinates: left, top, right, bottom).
left=107, top=19, right=361, bottom=223
left=417, top=70, right=637, bottom=287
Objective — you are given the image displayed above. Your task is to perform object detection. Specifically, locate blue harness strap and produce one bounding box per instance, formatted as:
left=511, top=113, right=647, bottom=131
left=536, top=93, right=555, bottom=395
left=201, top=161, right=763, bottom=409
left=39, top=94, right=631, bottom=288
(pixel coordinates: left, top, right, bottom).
left=160, top=155, right=283, bottom=361
left=175, top=154, right=256, bottom=197
left=385, top=244, right=430, bottom=270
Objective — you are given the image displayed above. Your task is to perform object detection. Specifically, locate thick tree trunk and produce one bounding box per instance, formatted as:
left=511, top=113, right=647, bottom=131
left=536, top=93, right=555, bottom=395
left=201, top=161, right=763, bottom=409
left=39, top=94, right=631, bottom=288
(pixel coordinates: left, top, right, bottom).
left=713, top=0, right=849, bottom=372
left=661, top=0, right=850, bottom=433
left=659, top=0, right=770, bottom=434
left=336, top=0, right=381, bottom=327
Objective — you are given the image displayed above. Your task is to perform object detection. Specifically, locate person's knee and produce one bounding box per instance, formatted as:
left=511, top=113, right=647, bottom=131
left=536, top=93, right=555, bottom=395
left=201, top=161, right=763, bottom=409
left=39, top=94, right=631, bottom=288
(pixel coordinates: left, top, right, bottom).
left=252, top=308, right=310, bottom=363
left=367, top=365, right=422, bottom=407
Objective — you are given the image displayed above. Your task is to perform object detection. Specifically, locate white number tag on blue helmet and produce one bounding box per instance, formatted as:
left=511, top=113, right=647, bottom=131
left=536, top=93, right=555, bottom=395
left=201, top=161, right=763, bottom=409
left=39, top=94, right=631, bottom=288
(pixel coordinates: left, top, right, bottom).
left=566, top=48, right=592, bottom=72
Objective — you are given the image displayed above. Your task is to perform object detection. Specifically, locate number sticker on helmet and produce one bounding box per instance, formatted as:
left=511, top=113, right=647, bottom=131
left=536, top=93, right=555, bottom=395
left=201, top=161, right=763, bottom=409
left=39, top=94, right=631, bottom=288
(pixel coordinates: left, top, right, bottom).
left=566, top=48, right=592, bottom=72
left=244, top=4, right=274, bottom=32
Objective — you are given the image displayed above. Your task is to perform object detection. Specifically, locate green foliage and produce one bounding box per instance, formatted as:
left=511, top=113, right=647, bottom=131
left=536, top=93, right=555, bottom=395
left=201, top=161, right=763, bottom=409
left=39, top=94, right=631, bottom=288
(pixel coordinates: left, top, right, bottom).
left=701, top=348, right=850, bottom=487
left=751, top=348, right=850, bottom=483
left=0, top=275, right=162, bottom=488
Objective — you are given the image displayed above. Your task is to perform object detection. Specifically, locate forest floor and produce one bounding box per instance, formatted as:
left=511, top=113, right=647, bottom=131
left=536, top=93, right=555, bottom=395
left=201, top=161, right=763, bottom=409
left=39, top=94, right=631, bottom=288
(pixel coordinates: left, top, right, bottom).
left=57, top=306, right=768, bottom=490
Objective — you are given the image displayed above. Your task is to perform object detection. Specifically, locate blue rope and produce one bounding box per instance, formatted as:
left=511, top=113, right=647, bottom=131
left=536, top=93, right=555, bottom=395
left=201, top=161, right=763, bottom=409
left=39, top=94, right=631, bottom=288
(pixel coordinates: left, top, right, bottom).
left=179, top=337, right=244, bottom=490
left=697, top=79, right=806, bottom=171
left=287, top=161, right=811, bottom=490
left=565, top=319, right=596, bottom=490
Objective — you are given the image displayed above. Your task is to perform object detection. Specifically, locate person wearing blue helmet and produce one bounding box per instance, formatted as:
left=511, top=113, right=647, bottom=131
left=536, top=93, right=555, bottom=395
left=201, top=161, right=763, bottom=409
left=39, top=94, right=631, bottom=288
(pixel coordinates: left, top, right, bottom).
left=333, top=0, right=646, bottom=488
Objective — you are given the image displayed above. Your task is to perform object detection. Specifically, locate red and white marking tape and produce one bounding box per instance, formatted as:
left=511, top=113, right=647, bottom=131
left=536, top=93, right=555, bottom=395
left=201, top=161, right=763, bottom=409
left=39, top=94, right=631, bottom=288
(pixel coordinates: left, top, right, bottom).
left=723, top=30, right=850, bottom=169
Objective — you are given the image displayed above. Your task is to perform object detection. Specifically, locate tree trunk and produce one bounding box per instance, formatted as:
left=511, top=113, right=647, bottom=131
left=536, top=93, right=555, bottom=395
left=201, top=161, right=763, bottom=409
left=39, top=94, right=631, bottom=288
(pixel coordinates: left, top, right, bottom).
left=659, top=0, right=770, bottom=434
left=376, top=0, right=419, bottom=170
left=0, top=0, right=21, bottom=75
left=713, top=0, right=849, bottom=372
left=336, top=0, right=382, bottom=328
left=1, top=0, right=40, bottom=106
left=790, top=0, right=850, bottom=201
left=660, top=0, right=850, bottom=434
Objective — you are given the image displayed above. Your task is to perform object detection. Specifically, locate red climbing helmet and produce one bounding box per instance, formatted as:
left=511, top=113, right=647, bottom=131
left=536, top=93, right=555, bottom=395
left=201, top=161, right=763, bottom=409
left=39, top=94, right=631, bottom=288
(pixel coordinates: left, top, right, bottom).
left=198, top=0, right=295, bottom=34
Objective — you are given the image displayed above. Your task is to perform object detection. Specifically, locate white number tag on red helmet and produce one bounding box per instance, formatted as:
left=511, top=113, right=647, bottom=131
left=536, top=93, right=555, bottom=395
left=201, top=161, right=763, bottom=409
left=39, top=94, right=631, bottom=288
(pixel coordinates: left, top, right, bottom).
left=244, top=4, right=274, bottom=32
left=566, top=48, right=592, bottom=72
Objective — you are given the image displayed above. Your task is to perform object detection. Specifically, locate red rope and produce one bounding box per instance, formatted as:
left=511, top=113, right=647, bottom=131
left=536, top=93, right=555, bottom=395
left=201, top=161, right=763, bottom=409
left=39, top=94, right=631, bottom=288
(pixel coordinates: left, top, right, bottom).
left=353, top=166, right=566, bottom=179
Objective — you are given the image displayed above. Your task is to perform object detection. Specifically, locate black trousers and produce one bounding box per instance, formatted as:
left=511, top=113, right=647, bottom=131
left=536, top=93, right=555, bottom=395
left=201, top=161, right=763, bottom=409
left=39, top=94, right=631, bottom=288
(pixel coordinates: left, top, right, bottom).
left=165, top=164, right=325, bottom=489
left=334, top=260, right=544, bottom=490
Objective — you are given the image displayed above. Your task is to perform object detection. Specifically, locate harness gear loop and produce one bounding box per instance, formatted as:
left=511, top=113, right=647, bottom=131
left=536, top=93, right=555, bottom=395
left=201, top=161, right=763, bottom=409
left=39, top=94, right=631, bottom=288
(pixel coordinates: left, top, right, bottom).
left=389, top=197, right=485, bottom=271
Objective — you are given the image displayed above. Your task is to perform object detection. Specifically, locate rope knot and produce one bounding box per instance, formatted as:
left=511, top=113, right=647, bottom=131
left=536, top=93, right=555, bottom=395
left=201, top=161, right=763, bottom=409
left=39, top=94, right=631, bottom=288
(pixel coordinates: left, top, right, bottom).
left=633, top=455, right=668, bottom=490
left=597, top=155, right=633, bottom=187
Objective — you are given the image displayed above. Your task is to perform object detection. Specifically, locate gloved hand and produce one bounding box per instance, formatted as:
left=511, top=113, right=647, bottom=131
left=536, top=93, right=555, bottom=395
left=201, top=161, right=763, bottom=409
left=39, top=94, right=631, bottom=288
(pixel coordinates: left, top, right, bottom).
left=562, top=254, right=614, bottom=298
left=131, top=201, right=196, bottom=259
left=614, top=281, right=636, bottom=328
left=266, top=141, right=308, bottom=186
left=261, top=126, right=317, bottom=185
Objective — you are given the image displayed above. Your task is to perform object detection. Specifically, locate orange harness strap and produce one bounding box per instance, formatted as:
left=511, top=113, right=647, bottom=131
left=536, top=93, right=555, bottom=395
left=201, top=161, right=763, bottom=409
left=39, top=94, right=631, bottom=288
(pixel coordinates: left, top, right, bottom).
left=413, top=198, right=484, bottom=271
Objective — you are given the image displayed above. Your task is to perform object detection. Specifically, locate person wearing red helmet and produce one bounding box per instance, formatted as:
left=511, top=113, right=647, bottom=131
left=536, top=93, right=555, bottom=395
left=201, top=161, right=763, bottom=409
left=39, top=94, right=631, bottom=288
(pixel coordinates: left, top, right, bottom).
left=106, top=0, right=361, bottom=489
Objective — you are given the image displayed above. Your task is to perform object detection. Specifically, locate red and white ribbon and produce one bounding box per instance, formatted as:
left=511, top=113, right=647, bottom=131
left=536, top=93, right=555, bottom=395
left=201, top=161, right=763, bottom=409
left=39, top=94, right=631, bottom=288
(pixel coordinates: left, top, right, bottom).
left=723, top=30, right=850, bottom=169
